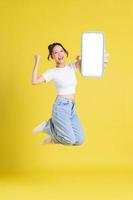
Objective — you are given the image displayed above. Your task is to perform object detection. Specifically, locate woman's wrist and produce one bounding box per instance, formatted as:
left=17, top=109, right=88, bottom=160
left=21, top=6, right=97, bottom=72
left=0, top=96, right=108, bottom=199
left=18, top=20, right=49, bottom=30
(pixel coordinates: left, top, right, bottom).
left=34, top=61, right=39, bottom=68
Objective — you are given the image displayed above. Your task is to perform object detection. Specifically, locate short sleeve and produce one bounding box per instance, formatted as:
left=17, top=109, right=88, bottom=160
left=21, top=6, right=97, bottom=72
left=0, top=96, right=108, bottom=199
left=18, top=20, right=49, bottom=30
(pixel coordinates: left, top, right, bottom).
left=68, top=62, right=77, bottom=71
left=41, top=69, right=54, bottom=82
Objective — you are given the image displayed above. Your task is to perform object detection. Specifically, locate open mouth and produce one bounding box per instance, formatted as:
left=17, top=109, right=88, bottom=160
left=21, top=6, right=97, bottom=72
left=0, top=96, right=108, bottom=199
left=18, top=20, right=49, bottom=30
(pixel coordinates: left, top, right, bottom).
left=58, top=57, right=64, bottom=61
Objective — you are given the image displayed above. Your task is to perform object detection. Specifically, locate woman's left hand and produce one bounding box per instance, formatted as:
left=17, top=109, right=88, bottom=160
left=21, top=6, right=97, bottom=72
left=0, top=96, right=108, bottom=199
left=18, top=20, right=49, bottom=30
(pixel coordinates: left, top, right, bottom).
left=104, top=49, right=110, bottom=67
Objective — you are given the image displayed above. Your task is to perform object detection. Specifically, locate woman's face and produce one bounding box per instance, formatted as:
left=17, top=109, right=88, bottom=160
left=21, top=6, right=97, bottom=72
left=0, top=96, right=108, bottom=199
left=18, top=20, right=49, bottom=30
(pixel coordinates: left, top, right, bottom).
left=52, top=45, right=66, bottom=65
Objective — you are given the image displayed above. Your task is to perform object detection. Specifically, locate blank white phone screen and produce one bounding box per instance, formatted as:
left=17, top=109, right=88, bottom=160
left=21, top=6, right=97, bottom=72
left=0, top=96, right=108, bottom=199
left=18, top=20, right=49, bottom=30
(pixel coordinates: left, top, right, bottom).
left=81, top=32, right=104, bottom=77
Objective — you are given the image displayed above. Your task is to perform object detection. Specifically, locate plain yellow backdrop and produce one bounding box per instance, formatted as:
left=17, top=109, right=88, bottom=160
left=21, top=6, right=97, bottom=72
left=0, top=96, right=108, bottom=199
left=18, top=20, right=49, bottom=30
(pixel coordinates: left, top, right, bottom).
left=0, top=0, right=133, bottom=174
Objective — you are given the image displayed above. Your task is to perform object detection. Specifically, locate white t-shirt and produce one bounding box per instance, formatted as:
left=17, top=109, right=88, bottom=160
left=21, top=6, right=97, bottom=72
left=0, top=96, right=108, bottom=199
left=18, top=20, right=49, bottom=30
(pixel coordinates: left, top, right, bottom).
left=41, top=62, right=77, bottom=95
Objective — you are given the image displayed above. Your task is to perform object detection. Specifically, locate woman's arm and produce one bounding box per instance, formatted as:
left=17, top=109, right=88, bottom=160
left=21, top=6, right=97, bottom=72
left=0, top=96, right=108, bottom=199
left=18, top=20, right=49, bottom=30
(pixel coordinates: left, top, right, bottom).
left=75, top=56, right=81, bottom=70
left=32, top=54, right=46, bottom=85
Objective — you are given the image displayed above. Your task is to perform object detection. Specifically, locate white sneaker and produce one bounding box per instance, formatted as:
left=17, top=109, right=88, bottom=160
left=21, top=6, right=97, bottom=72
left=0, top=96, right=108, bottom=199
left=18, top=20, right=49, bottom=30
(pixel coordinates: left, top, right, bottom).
left=32, top=120, right=47, bottom=134
left=40, top=136, right=54, bottom=145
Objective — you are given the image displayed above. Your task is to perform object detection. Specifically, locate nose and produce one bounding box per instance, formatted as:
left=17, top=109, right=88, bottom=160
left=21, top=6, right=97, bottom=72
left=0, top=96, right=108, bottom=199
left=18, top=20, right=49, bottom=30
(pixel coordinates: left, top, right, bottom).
left=58, top=52, right=62, bottom=56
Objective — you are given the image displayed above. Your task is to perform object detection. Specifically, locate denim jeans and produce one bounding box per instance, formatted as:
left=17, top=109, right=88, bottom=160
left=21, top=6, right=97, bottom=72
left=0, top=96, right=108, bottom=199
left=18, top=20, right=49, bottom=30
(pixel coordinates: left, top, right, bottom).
left=43, top=95, right=85, bottom=145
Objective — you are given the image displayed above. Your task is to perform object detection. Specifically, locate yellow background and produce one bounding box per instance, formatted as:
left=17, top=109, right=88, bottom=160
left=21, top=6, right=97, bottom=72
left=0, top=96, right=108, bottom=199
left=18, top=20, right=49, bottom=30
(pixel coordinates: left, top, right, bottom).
left=0, top=0, right=133, bottom=199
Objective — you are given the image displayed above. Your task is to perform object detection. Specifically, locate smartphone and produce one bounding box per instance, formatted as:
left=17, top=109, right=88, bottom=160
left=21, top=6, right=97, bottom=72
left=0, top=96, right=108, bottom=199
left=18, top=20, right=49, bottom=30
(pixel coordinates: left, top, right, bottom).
left=81, top=32, right=104, bottom=77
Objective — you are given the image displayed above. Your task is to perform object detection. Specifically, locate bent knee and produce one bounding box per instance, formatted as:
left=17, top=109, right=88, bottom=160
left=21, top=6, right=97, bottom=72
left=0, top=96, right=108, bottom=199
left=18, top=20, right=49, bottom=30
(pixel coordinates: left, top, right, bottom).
left=62, top=136, right=76, bottom=145
left=75, top=137, right=85, bottom=145
left=66, top=138, right=76, bottom=145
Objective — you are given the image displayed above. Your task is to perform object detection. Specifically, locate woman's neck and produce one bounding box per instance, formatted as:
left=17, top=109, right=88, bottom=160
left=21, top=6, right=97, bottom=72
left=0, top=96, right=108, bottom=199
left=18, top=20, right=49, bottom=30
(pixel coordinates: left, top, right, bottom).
left=56, top=62, right=66, bottom=68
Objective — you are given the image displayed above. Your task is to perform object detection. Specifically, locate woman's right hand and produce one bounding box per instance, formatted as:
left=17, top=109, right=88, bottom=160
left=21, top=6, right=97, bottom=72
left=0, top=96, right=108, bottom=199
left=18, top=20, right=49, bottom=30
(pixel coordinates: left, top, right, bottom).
left=34, top=54, right=41, bottom=63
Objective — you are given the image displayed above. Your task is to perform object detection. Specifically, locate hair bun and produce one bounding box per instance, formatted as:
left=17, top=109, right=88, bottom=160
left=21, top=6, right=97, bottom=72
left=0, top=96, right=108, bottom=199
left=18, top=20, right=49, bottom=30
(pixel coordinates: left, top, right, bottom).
left=48, top=44, right=53, bottom=50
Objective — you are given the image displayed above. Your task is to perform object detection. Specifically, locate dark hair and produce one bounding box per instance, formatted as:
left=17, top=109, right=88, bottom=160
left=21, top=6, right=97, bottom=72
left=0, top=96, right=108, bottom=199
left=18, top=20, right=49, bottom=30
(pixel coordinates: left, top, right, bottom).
left=47, top=42, right=69, bottom=60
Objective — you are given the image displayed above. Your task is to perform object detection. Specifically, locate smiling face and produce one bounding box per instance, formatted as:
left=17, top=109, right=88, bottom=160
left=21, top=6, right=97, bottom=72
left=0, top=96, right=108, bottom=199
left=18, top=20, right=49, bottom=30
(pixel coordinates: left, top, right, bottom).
left=52, top=45, right=66, bottom=66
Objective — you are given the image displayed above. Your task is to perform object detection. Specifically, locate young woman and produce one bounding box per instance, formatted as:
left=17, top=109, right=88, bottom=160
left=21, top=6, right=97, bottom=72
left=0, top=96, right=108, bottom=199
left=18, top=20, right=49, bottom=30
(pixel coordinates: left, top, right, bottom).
left=32, top=43, right=84, bottom=145
left=32, top=42, right=109, bottom=145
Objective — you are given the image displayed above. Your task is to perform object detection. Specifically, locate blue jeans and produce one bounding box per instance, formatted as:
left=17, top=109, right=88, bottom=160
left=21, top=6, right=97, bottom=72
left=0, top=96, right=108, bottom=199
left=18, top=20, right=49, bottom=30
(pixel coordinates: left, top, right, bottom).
left=43, top=95, right=85, bottom=145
